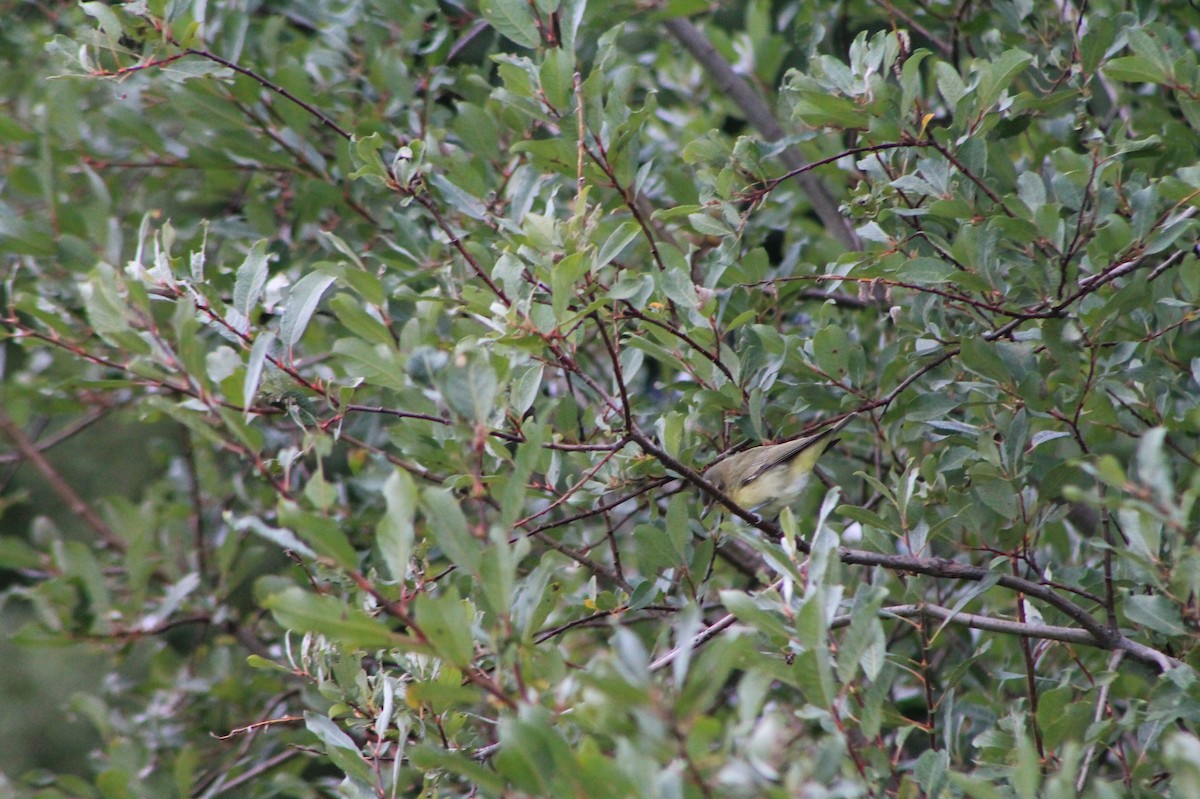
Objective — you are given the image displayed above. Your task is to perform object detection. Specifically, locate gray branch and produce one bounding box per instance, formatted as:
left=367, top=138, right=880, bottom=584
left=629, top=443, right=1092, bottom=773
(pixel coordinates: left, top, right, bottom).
left=664, top=17, right=861, bottom=251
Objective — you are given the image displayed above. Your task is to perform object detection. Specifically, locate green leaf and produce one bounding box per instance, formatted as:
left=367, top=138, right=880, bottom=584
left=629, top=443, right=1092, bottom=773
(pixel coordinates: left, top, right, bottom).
left=896, top=256, right=958, bottom=284
left=495, top=708, right=581, bottom=794
left=406, top=664, right=481, bottom=711
left=1080, top=19, right=1114, bottom=74
left=837, top=504, right=891, bottom=532
left=970, top=466, right=1018, bottom=519
left=960, top=336, right=1010, bottom=382
left=719, top=590, right=791, bottom=642
left=1126, top=28, right=1172, bottom=77
left=500, top=423, right=547, bottom=527
left=0, top=535, right=42, bottom=570
left=377, top=469, right=417, bottom=583
left=82, top=263, right=133, bottom=342
left=232, top=515, right=314, bottom=558
left=55, top=540, right=111, bottom=630
left=263, top=587, right=399, bottom=649
left=596, top=221, right=641, bottom=270
left=812, top=324, right=852, bottom=381
left=557, top=0, right=585, bottom=53
left=479, top=526, right=523, bottom=618
left=421, top=488, right=480, bottom=573
left=995, top=341, right=1034, bottom=382
left=837, top=584, right=888, bottom=682
left=1136, top=426, right=1173, bottom=506
left=349, top=133, right=389, bottom=183
left=792, top=91, right=868, bottom=129
left=627, top=580, right=656, bottom=611
left=329, top=293, right=394, bottom=346
left=481, top=0, right=541, bottom=49
left=934, top=61, right=968, bottom=105
left=1101, top=56, right=1166, bottom=84
left=539, top=48, right=573, bottom=109
left=1123, top=593, right=1187, bottom=636
left=634, top=523, right=682, bottom=574
left=409, top=745, right=507, bottom=793
left=279, top=271, right=336, bottom=356
left=277, top=500, right=359, bottom=570
left=511, top=363, right=544, bottom=417
left=1017, top=171, right=1045, bottom=213
left=1013, top=733, right=1041, bottom=799
left=140, top=573, right=200, bottom=632
left=440, top=351, right=497, bottom=423
left=429, top=173, right=489, bottom=220
left=512, top=563, right=560, bottom=639
left=232, top=240, right=270, bottom=320
left=1163, top=733, right=1200, bottom=799
left=332, top=338, right=409, bottom=391
left=245, top=654, right=293, bottom=672
left=665, top=493, right=691, bottom=562
left=977, top=49, right=1033, bottom=110
left=900, top=48, right=931, bottom=116
left=304, top=712, right=377, bottom=785
left=413, top=588, right=476, bottom=667
left=550, top=251, right=590, bottom=320
left=1037, top=684, right=1092, bottom=749
left=948, top=772, right=1007, bottom=799
left=242, top=331, right=275, bottom=412
left=317, top=229, right=365, bottom=270
left=80, top=2, right=124, bottom=48
left=687, top=212, right=735, bottom=237
left=913, top=749, right=950, bottom=798
left=790, top=645, right=834, bottom=709
left=609, top=272, right=654, bottom=304
left=904, top=393, right=961, bottom=422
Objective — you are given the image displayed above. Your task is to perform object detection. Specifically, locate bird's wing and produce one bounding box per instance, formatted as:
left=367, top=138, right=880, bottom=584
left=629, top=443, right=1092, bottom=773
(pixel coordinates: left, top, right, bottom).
left=748, top=434, right=829, bottom=481
left=746, top=415, right=856, bottom=483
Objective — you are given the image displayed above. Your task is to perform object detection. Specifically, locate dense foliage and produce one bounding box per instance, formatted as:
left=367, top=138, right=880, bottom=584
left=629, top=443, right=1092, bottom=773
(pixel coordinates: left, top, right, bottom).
left=3, top=0, right=1200, bottom=796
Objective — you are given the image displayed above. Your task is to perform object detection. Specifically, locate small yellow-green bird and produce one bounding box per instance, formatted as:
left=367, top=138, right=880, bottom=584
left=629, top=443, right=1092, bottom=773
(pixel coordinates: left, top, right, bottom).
left=705, top=414, right=855, bottom=516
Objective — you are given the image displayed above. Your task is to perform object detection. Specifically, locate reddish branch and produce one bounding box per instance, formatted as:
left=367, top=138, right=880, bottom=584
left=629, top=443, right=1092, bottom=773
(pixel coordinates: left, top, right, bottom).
left=0, top=406, right=127, bottom=552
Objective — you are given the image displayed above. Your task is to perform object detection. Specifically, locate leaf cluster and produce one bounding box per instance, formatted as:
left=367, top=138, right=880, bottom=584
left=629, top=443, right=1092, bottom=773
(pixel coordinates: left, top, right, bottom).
left=2, top=1, right=1200, bottom=797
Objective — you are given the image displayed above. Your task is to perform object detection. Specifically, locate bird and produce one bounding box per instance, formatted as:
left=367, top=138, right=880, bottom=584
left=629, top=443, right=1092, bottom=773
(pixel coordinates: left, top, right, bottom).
left=704, top=414, right=855, bottom=517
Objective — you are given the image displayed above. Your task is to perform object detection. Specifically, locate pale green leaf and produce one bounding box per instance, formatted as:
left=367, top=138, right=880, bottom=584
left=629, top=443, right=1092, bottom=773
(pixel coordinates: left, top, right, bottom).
left=280, top=271, right=336, bottom=355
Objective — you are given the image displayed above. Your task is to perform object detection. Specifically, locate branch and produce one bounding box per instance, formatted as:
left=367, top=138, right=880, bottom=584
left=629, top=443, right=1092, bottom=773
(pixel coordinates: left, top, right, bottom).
left=755, top=140, right=922, bottom=196
left=842, top=603, right=1094, bottom=642
left=0, top=407, right=127, bottom=552
left=649, top=579, right=784, bottom=673
left=648, top=612, right=732, bottom=674
left=0, top=407, right=111, bottom=464
left=836, top=549, right=1179, bottom=673
left=650, top=588, right=1179, bottom=678
left=183, top=49, right=353, bottom=141
left=1077, top=651, right=1124, bottom=791
left=204, top=749, right=304, bottom=798
left=984, top=210, right=1198, bottom=342
left=663, top=17, right=860, bottom=250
